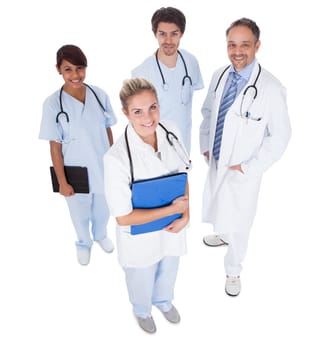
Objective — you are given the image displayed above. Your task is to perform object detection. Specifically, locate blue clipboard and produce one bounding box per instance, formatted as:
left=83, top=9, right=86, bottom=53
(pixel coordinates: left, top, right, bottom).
left=130, top=172, right=187, bottom=235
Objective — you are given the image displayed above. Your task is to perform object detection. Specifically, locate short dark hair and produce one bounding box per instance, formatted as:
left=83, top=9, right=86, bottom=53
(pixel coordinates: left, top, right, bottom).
left=56, top=44, right=87, bottom=68
left=151, top=7, right=186, bottom=34
left=226, top=18, right=260, bottom=42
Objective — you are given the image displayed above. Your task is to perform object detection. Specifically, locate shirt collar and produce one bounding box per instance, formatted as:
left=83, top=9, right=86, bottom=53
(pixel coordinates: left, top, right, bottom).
left=229, top=59, right=257, bottom=82
left=127, top=122, right=163, bottom=153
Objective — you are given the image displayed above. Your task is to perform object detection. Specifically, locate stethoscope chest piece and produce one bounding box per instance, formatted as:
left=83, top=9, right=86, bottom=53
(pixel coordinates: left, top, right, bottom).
left=162, top=82, right=169, bottom=91
left=56, top=110, right=69, bottom=123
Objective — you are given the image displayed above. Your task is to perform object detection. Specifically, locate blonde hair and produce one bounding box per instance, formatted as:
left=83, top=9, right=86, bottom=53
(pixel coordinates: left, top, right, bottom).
left=119, top=78, right=158, bottom=110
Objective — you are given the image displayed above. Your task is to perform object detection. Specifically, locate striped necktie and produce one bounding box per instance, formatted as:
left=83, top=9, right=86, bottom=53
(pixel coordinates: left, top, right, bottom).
left=213, top=72, right=240, bottom=160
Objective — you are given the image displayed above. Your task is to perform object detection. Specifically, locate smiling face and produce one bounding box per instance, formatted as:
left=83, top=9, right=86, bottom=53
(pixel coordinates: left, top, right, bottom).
left=226, top=25, right=260, bottom=72
left=56, top=59, right=86, bottom=92
left=123, top=90, right=160, bottom=145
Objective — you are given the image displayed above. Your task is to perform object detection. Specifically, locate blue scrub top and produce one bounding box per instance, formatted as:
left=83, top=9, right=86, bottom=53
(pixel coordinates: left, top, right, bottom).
left=39, top=84, right=117, bottom=194
left=131, top=49, right=204, bottom=153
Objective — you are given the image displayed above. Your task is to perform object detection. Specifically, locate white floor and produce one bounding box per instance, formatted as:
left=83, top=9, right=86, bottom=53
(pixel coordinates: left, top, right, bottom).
left=2, top=138, right=323, bottom=349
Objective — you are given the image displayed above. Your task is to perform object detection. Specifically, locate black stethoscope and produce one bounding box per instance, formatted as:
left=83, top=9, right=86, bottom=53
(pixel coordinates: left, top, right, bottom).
left=155, top=49, right=192, bottom=91
left=124, top=123, right=192, bottom=172
left=214, top=63, right=262, bottom=118
left=158, top=123, right=191, bottom=170
left=55, top=84, right=108, bottom=143
left=56, top=83, right=107, bottom=123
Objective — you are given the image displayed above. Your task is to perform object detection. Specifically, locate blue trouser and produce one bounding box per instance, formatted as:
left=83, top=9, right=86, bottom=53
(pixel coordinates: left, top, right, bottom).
left=65, top=193, right=109, bottom=248
left=123, top=256, right=180, bottom=318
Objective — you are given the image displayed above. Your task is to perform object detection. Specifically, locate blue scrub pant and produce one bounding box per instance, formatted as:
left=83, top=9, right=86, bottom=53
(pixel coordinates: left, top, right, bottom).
left=65, top=193, right=109, bottom=248
left=123, top=256, right=180, bottom=318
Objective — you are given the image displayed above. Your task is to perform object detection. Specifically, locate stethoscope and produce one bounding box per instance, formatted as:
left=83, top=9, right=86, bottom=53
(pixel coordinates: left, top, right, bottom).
left=56, top=84, right=108, bottom=143
left=214, top=63, right=262, bottom=119
left=155, top=49, right=192, bottom=91
left=124, top=123, right=192, bottom=174
left=158, top=123, right=191, bottom=170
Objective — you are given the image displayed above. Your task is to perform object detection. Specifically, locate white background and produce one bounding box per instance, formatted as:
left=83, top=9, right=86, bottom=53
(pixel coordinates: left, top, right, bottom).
left=1, top=0, right=323, bottom=349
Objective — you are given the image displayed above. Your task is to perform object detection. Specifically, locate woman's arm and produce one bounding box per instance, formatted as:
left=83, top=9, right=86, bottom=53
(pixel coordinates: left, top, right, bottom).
left=50, top=141, right=74, bottom=196
left=106, top=127, right=114, bottom=146
left=163, top=181, right=190, bottom=233
left=116, top=181, right=190, bottom=233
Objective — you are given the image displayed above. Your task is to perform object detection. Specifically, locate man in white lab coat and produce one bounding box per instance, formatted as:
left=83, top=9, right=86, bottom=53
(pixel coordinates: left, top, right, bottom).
left=199, top=18, right=291, bottom=296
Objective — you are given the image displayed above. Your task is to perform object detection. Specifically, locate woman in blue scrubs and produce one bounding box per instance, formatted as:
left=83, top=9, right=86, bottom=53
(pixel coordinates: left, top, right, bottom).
left=39, top=45, right=117, bottom=265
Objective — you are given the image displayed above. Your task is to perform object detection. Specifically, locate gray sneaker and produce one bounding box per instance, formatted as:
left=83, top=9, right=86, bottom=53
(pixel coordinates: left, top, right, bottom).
left=161, top=305, right=181, bottom=323
left=136, top=316, right=156, bottom=333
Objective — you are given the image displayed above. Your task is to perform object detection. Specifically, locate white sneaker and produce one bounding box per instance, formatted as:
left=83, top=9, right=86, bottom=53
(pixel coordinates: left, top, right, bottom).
left=97, top=237, right=114, bottom=253
left=76, top=247, right=91, bottom=266
left=203, top=234, right=228, bottom=247
left=225, top=276, right=241, bottom=296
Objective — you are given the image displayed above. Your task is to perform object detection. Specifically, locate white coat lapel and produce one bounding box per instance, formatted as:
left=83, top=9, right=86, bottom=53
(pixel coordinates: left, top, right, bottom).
left=218, top=62, right=261, bottom=166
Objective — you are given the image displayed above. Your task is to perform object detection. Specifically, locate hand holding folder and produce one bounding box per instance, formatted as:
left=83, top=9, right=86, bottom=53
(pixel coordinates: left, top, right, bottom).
left=124, top=124, right=188, bottom=235
left=130, top=172, right=187, bottom=235
left=50, top=166, right=89, bottom=193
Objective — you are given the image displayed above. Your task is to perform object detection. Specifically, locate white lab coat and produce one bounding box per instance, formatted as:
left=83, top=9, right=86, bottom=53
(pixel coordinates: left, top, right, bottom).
left=199, top=62, right=291, bottom=233
left=104, top=121, right=188, bottom=268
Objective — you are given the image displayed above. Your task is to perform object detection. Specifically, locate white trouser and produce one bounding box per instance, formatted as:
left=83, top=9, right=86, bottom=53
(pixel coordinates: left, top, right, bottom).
left=65, top=193, right=109, bottom=248
left=123, top=256, right=180, bottom=318
left=220, top=231, right=250, bottom=276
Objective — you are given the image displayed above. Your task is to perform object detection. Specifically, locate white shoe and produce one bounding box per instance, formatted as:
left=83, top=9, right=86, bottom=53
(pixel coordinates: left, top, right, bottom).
left=203, top=234, right=228, bottom=247
left=97, top=237, right=114, bottom=253
left=76, top=247, right=91, bottom=266
left=225, top=276, right=241, bottom=296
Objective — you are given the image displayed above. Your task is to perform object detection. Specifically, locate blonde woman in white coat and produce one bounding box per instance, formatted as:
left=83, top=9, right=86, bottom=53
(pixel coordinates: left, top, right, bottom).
left=104, top=78, right=190, bottom=333
left=199, top=18, right=291, bottom=296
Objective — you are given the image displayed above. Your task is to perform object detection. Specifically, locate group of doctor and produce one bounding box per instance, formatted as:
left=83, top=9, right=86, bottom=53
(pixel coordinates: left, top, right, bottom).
left=39, top=7, right=291, bottom=334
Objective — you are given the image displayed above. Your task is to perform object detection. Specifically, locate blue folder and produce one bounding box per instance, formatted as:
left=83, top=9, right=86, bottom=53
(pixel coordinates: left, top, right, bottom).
left=130, top=172, right=187, bottom=235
